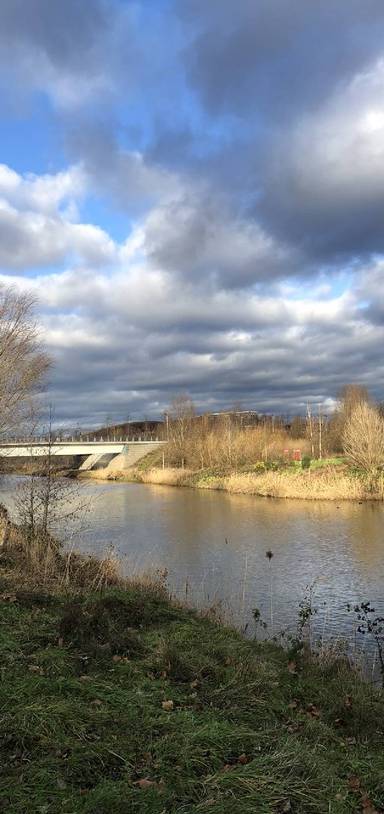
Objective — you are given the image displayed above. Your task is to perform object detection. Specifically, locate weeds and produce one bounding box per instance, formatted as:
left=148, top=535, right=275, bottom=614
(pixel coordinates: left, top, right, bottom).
left=348, top=601, right=384, bottom=687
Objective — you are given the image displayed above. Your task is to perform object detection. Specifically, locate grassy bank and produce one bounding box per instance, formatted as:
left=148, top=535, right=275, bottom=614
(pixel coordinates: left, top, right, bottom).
left=1, top=540, right=384, bottom=814
left=81, top=462, right=384, bottom=501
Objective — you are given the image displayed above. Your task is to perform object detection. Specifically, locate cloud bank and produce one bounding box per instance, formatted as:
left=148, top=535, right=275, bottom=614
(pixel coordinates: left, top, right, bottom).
left=0, top=0, right=383, bottom=423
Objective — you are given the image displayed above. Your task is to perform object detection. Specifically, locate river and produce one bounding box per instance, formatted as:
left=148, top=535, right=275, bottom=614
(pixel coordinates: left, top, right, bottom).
left=1, top=475, right=384, bottom=672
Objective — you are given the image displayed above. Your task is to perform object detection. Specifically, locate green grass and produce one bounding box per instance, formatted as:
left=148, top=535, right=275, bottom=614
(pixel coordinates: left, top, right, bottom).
left=1, top=585, right=383, bottom=813
left=308, top=457, right=346, bottom=470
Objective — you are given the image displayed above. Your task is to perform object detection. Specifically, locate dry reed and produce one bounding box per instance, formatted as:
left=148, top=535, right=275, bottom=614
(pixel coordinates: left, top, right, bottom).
left=123, top=466, right=384, bottom=501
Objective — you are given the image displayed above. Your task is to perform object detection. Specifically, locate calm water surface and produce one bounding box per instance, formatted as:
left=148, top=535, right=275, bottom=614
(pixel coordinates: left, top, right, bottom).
left=1, top=475, right=384, bottom=659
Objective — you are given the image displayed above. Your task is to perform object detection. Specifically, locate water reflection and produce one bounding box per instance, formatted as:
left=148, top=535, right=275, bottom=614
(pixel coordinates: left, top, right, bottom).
left=1, top=476, right=384, bottom=656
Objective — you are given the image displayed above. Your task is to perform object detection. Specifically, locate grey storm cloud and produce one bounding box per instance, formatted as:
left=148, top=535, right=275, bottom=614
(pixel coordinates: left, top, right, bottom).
left=172, top=0, right=384, bottom=268
left=45, top=299, right=384, bottom=425
left=0, top=0, right=108, bottom=72
left=0, top=0, right=139, bottom=109
left=143, top=192, right=300, bottom=289
left=179, top=0, right=384, bottom=121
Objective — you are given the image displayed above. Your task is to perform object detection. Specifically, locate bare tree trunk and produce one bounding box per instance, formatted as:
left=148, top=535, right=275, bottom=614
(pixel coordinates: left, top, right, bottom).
left=307, top=403, right=315, bottom=458
left=318, top=404, right=323, bottom=460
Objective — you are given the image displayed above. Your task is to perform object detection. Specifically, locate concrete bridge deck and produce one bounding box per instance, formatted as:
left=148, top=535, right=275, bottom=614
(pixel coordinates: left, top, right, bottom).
left=0, top=440, right=165, bottom=457
left=0, top=440, right=166, bottom=470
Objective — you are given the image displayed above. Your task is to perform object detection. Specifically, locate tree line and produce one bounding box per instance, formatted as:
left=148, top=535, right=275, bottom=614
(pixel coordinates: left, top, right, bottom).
left=163, top=387, right=384, bottom=475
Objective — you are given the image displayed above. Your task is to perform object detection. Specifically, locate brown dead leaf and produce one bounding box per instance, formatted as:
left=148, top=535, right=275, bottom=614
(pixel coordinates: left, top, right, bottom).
left=344, top=695, right=353, bottom=708
left=286, top=723, right=300, bottom=733
left=361, top=793, right=381, bottom=814
left=190, top=679, right=199, bottom=689
left=134, top=778, right=156, bottom=790
left=28, top=665, right=44, bottom=675
left=162, top=700, right=174, bottom=711
left=79, top=675, right=91, bottom=682
left=288, top=701, right=298, bottom=710
left=348, top=775, right=361, bottom=792
left=306, top=704, right=321, bottom=718
left=287, top=661, right=297, bottom=674
left=112, top=655, right=122, bottom=663
left=134, top=778, right=164, bottom=793
left=91, top=698, right=103, bottom=706
left=237, top=754, right=248, bottom=765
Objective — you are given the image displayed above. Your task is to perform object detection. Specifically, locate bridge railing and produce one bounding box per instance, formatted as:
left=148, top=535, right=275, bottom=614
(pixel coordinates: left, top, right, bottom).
left=2, top=436, right=163, bottom=444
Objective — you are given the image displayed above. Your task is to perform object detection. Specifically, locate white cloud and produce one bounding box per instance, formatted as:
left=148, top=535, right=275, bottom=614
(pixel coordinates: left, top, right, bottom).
left=0, top=163, right=85, bottom=214
left=289, top=59, right=384, bottom=195
left=0, top=164, right=116, bottom=270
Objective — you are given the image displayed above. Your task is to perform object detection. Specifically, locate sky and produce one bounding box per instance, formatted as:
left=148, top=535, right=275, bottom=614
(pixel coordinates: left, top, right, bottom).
left=1, top=0, right=384, bottom=425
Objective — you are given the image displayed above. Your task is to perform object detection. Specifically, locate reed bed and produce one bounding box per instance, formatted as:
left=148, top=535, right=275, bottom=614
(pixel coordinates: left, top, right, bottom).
left=139, top=467, right=193, bottom=486
left=123, top=466, right=384, bottom=501
left=222, top=470, right=371, bottom=500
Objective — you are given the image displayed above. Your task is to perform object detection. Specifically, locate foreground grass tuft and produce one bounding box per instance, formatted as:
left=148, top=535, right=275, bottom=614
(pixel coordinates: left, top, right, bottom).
left=0, top=579, right=384, bottom=813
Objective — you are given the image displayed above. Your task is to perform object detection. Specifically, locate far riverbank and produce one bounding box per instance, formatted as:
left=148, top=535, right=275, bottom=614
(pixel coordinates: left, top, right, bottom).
left=79, top=463, right=384, bottom=501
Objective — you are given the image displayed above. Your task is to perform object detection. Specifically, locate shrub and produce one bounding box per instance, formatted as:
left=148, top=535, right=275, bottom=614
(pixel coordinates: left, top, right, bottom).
left=342, top=403, right=384, bottom=473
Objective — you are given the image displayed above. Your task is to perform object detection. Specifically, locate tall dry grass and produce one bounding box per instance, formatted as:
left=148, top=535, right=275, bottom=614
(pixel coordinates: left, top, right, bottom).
left=223, top=470, right=372, bottom=500
left=0, top=507, right=122, bottom=592
left=130, top=467, right=384, bottom=501
left=139, top=467, right=192, bottom=486
left=165, top=419, right=310, bottom=471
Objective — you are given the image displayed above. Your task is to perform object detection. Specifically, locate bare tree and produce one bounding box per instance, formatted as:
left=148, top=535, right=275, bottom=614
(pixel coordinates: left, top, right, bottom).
left=0, top=286, right=50, bottom=437
left=168, top=394, right=195, bottom=466
left=15, top=412, right=91, bottom=577
left=342, top=403, right=384, bottom=474
left=306, top=403, right=315, bottom=458
left=338, top=384, right=370, bottom=420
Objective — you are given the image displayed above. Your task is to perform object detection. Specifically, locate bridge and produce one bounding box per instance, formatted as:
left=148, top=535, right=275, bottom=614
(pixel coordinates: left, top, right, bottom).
left=0, top=440, right=166, bottom=471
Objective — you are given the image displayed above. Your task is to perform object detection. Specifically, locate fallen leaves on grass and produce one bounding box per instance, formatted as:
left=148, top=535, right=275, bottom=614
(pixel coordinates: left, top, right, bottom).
left=348, top=777, right=382, bottom=814
left=28, top=665, right=44, bottom=675
left=361, top=794, right=381, bottom=814
left=306, top=704, right=321, bottom=719
left=162, top=700, right=174, bottom=711
left=348, top=776, right=361, bottom=792
left=134, top=778, right=165, bottom=792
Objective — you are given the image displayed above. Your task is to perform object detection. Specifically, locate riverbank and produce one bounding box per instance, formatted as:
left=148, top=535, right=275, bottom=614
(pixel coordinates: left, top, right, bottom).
left=80, top=463, right=384, bottom=501
left=0, top=527, right=384, bottom=813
